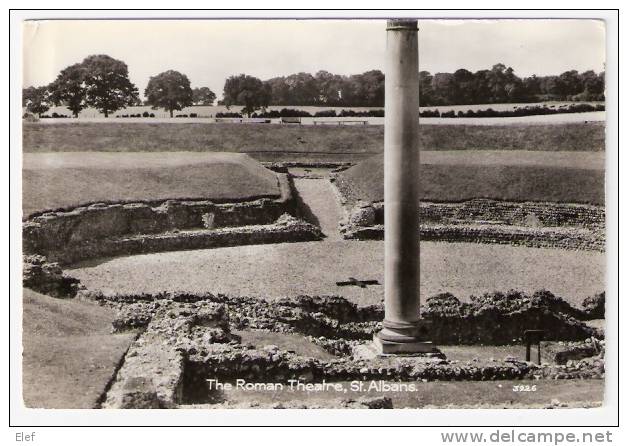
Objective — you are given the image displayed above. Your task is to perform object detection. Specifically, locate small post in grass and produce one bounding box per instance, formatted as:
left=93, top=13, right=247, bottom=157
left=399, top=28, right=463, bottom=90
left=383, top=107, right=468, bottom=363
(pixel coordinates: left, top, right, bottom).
left=524, top=329, right=545, bottom=365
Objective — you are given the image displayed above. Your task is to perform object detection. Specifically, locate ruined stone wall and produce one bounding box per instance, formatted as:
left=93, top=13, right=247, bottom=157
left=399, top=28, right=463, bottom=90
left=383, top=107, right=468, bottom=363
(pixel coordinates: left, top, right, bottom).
left=87, top=289, right=602, bottom=346
left=262, top=162, right=354, bottom=173
left=100, top=293, right=604, bottom=408
left=422, top=292, right=601, bottom=345
left=343, top=223, right=604, bottom=251
left=23, top=174, right=297, bottom=262
left=102, top=302, right=231, bottom=409
left=23, top=255, right=80, bottom=298
left=37, top=216, right=323, bottom=265
left=369, top=199, right=605, bottom=228
left=338, top=194, right=605, bottom=250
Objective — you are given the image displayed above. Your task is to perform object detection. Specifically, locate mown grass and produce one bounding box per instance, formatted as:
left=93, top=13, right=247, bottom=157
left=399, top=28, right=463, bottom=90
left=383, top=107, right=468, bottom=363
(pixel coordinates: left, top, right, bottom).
left=22, top=288, right=136, bottom=408
left=23, top=152, right=280, bottom=216
left=338, top=153, right=605, bottom=205
left=23, top=122, right=605, bottom=162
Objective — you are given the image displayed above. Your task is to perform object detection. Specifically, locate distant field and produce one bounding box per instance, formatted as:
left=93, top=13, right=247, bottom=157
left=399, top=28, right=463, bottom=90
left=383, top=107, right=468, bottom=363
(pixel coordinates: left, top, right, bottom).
left=338, top=151, right=605, bottom=205
left=23, top=122, right=605, bottom=162
left=33, top=112, right=605, bottom=127
left=23, top=152, right=280, bottom=216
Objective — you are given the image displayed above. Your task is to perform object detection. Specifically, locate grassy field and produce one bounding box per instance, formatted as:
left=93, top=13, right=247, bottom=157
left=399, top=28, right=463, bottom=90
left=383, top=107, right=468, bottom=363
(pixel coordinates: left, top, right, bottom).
left=67, top=240, right=604, bottom=308
left=22, top=288, right=136, bottom=408
left=339, top=152, right=605, bottom=205
left=23, top=122, right=605, bottom=162
left=23, top=152, right=280, bottom=216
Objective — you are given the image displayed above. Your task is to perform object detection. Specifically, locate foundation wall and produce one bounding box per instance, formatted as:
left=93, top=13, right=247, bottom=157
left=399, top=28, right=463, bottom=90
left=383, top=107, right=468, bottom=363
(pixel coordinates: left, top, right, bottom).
left=343, top=223, right=604, bottom=251
left=369, top=199, right=605, bottom=227
left=87, top=289, right=603, bottom=345
left=37, top=218, right=323, bottom=265
left=23, top=174, right=297, bottom=261
left=340, top=198, right=605, bottom=251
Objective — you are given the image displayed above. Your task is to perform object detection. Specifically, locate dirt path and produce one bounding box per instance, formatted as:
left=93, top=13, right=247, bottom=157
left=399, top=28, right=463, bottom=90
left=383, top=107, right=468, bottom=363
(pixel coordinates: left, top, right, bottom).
left=292, top=177, right=345, bottom=241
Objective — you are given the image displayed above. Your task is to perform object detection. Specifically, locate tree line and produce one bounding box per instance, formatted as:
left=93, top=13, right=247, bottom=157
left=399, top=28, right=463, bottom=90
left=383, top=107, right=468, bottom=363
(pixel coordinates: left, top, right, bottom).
left=23, top=54, right=216, bottom=118
left=419, top=63, right=605, bottom=106
left=216, top=64, right=605, bottom=116
left=23, top=54, right=605, bottom=118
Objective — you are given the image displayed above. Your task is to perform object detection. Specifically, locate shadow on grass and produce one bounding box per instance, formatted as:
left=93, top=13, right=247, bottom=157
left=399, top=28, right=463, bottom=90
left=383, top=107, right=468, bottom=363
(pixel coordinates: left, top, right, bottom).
left=292, top=182, right=322, bottom=231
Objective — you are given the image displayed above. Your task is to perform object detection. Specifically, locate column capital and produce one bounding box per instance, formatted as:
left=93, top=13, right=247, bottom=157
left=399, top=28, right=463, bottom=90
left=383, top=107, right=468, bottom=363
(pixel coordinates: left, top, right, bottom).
left=386, top=19, right=418, bottom=31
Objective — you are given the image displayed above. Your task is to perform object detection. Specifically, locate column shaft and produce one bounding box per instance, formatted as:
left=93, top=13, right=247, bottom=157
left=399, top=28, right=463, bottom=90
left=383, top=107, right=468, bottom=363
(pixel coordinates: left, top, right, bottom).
left=384, top=19, right=420, bottom=325
left=374, top=19, right=435, bottom=354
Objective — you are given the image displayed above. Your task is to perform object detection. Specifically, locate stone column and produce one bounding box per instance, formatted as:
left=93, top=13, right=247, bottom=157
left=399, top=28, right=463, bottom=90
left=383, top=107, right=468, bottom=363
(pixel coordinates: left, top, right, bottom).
left=374, top=18, right=434, bottom=354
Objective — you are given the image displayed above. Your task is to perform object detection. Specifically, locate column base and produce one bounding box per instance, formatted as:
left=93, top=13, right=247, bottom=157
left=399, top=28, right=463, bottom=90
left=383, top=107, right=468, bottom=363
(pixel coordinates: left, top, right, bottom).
left=373, top=319, right=439, bottom=355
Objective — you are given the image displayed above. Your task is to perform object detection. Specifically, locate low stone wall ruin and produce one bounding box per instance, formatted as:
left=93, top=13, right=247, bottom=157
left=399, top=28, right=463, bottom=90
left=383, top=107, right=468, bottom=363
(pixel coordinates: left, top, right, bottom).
left=102, top=301, right=232, bottom=409
left=582, top=292, right=606, bottom=319
left=336, top=190, right=605, bottom=250
left=342, top=223, right=604, bottom=251
left=544, top=338, right=604, bottom=366
left=98, top=293, right=605, bottom=408
left=33, top=215, right=323, bottom=265
left=366, top=199, right=605, bottom=228
left=23, top=174, right=304, bottom=263
left=83, top=289, right=602, bottom=346
left=422, top=291, right=602, bottom=345
left=262, top=161, right=354, bottom=173
left=23, top=254, right=81, bottom=298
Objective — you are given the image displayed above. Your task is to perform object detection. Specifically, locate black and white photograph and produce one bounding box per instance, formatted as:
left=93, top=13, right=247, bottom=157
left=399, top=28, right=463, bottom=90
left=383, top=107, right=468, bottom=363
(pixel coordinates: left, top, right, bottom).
left=8, top=8, right=622, bottom=434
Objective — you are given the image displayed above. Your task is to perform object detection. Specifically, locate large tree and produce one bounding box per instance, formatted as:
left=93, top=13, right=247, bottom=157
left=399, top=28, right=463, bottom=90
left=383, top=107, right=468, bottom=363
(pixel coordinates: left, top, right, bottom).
left=144, top=70, right=194, bottom=117
left=452, top=68, right=475, bottom=104
left=284, top=72, right=319, bottom=106
left=432, top=72, right=456, bottom=105
left=265, top=76, right=291, bottom=105
left=580, top=70, right=605, bottom=99
left=222, top=74, right=270, bottom=117
left=556, top=70, right=584, bottom=97
left=418, top=71, right=435, bottom=106
left=82, top=55, right=139, bottom=117
left=314, top=70, right=344, bottom=105
left=487, top=63, right=510, bottom=103
left=48, top=63, right=87, bottom=117
left=522, top=75, right=541, bottom=98
left=352, top=70, right=385, bottom=107
left=192, top=87, right=217, bottom=106
left=23, top=86, right=51, bottom=117
left=471, top=70, right=492, bottom=104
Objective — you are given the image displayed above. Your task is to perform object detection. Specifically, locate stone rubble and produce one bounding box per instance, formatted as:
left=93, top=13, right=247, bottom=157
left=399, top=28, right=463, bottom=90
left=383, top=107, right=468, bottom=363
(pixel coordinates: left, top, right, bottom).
left=98, top=292, right=605, bottom=408
left=91, top=289, right=603, bottom=346
left=22, top=254, right=81, bottom=298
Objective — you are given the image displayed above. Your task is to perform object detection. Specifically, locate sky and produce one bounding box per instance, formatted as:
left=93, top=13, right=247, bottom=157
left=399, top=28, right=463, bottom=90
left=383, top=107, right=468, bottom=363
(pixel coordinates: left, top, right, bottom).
left=22, top=19, right=606, bottom=99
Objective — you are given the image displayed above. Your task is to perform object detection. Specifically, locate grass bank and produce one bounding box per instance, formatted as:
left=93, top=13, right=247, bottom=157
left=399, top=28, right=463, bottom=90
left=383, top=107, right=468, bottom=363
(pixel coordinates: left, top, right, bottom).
left=23, top=122, right=605, bottom=162
left=22, top=289, right=136, bottom=408
left=338, top=152, right=605, bottom=205
left=23, top=152, right=280, bottom=216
